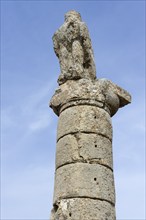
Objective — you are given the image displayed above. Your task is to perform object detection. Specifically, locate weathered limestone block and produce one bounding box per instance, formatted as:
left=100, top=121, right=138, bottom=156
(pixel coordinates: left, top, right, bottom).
left=51, top=198, right=116, bottom=220
left=50, top=78, right=131, bottom=117
left=56, top=133, right=113, bottom=169
left=53, top=11, right=96, bottom=85
left=57, top=105, right=112, bottom=141
left=53, top=163, right=115, bottom=205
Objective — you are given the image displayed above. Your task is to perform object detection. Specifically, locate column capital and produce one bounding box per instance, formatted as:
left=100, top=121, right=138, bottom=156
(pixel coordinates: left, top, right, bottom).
left=50, top=78, right=131, bottom=117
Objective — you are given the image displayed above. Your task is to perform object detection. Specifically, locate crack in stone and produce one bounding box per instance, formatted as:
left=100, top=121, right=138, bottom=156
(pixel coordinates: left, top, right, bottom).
left=73, top=133, right=113, bottom=171
left=73, top=132, right=86, bottom=162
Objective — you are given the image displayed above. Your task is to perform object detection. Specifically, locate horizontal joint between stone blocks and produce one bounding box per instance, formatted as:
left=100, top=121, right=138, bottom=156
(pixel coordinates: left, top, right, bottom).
left=56, top=132, right=113, bottom=170
left=53, top=163, right=115, bottom=205
left=54, top=196, right=115, bottom=207
left=59, top=100, right=111, bottom=116
left=57, top=131, right=112, bottom=143
left=56, top=161, right=113, bottom=172
left=51, top=197, right=116, bottom=220
left=57, top=105, right=113, bottom=140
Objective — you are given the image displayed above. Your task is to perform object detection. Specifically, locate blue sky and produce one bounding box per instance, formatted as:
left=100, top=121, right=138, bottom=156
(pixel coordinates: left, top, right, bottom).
left=1, top=1, right=145, bottom=219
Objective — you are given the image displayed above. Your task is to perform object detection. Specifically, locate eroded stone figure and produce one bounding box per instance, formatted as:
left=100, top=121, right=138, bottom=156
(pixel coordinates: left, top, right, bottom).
left=53, top=10, right=96, bottom=85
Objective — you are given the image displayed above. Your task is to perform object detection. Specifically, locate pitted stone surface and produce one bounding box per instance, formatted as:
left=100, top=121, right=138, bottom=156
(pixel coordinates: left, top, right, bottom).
left=57, top=105, right=112, bottom=141
left=51, top=198, right=116, bottom=220
left=53, top=163, right=115, bottom=204
left=56, top=133, right=113, bottom=169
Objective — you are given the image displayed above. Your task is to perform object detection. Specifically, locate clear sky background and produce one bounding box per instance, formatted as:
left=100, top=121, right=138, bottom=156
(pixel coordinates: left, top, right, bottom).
left=1, top=1, right=145, bottom=220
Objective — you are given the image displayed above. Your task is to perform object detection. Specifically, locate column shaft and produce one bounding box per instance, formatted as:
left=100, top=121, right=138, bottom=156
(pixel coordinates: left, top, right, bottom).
left=51, top=105, right=116, bottom=220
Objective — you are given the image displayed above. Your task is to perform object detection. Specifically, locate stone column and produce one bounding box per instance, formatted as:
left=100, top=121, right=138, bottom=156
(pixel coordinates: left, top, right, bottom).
left=50, top=10, right=131, bottom=220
